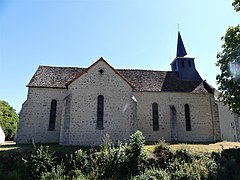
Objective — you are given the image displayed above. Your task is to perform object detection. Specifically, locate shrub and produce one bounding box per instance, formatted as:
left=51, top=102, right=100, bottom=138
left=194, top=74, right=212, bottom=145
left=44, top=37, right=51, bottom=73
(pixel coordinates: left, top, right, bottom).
left=27, top=144, right=56, bottom=179
left=85, top=131, right=147, bottom=179
left=131, top=168, right=170, bottom=180
left=70, top=170, right=88, bottom=180
left=167, top=152, right=218, bottom=180
left=40, top=162, right=65, bottom=180
left=174, top=147, right=194, bottom=163
left=215, top=148, right=240, bottom=179
left=126, top=130, right=147, bottom=176
left=87, top=139, right=129, bottom=179
left=64, top=149, right=89, bottom=177
left=168, top=158, right=200, bottom=180
left=148, top=140, right=173, bottom=169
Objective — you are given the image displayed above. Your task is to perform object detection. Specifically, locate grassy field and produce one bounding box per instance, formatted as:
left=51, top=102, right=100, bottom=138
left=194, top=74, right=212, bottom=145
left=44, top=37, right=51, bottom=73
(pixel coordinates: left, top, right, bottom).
left=0, top=141, right=92, bottom=154
left=1, top=141, right=240, bottom=153
left=145, top=141, right=240, bottom=153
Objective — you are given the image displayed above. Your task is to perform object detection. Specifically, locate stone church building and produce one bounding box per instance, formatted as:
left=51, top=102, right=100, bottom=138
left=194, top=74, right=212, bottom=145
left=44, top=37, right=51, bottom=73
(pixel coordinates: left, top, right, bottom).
left=16, top=32, right=222, bottom=145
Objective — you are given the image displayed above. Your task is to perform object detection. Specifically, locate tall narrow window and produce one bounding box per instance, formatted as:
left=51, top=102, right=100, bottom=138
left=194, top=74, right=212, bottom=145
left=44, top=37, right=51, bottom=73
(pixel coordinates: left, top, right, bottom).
left=181, top=59, right=185, bottom=67
left=185, top=104, right=191, bottom=131
left=97, top=95, right=104, bottom=129
left=188, top=60, right=192, bottom=67
left=152, top=103, right=159, bottom=131
left=49, top=100, right=57, bottom=131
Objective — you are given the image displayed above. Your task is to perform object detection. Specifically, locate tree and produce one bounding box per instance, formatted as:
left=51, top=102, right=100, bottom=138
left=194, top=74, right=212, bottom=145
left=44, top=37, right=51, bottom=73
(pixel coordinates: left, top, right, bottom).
left=232, top=0, right=240, bottom=12
left=0, top=100, right=19, bottom=140
left=216, top=0, right=240, bottom=116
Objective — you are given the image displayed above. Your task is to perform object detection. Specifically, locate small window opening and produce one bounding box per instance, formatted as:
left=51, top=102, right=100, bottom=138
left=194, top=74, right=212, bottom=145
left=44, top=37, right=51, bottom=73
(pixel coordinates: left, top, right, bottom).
left=188, top=60, right=192, bottom=67
left=181, top=60, right=184, bottom=67
left=99, top=69, right=104, bottom=74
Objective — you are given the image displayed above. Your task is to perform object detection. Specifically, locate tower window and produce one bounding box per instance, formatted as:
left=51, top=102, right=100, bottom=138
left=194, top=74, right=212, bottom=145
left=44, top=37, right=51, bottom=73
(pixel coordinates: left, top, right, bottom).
left=188, top=60, right=192, bottom=67
left=97, top=95, right=104, bottom=129
left=152, top=102, right=159, bottom=131
left=181, top=60, right=184, bottom=67
left=49, top=100, right=57, bottom=131
left=185, top=104, right=191, bottom=131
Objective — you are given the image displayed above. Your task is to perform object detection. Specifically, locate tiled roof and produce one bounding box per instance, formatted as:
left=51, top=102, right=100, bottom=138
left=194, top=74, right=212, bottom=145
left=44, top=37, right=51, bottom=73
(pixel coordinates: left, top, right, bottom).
left=27, top=66, right=213, bottom=93
left=27, top=66, right=85, bottom=88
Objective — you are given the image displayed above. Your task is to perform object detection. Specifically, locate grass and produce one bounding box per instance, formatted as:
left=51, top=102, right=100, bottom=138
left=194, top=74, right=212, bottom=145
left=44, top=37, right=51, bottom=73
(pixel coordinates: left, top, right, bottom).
left=0, top=142, right=93, bottom=155
left=2, top=141, right=240, bottom=154
left=144, top=141, right=240, bottom=153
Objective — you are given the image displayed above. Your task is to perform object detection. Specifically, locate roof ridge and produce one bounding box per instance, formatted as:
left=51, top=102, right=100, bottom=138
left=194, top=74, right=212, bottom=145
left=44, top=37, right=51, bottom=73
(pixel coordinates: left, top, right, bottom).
left=38, top=65, right=171, bottom=72
left=39, top=65, right=86, bottom=69
left=117, top=69, right=171, bottom=72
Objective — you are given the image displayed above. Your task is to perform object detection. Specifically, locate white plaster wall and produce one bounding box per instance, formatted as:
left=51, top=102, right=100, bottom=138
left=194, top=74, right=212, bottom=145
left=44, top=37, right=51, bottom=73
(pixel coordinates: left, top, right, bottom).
left=0, top=126, right=5, bottom=144
left=134, top=92, right=216, bottom=142
left=61, top=61, right=135, bottom=146
left=217, top=101, right=238, bottom=141
left=16, top=88, right=66, bottom=143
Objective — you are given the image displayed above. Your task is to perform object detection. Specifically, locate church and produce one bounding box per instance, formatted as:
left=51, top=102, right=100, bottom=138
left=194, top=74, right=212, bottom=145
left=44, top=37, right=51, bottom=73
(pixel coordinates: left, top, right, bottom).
left=16, top=32, right=222, bottom=145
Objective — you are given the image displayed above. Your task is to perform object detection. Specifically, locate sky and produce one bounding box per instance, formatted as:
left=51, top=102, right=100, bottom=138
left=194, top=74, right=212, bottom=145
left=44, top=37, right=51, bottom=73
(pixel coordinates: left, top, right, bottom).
left=0, top=0, right=240, bottom=113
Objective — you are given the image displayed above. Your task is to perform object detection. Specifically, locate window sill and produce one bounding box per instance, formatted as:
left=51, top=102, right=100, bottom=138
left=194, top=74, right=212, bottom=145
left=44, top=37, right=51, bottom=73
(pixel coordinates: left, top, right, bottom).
left=96, top=127, right=104, bottom=130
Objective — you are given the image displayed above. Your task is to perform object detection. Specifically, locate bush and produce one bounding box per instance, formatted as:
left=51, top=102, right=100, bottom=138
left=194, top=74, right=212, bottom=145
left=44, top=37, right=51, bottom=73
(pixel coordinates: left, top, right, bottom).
left=131, top=168, right=170, bottom=180
left=174, top=147, right=194, bottom=163
left=64, top=149, right=89, bottom=177
left=87, top=138, right=129, bottom=179
left=126, top=130, right=147, bottom=176
left=40, top=162, right=65, bottom=180
left=84, top=131, right=147, bottom=179
left=168, top=158, right=200, bottom=180
left=148, top=140, right=173, bottom=169
left=26, top=144, right=56, bottom=179
left=215, top=148, right=240, bottom=179
left=167, top=152, right=218, bottom=180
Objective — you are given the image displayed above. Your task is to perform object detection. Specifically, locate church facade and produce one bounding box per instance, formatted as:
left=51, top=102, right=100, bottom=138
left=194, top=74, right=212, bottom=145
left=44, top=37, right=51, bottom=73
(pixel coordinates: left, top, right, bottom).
left=16, top=32, right=222, bottom=145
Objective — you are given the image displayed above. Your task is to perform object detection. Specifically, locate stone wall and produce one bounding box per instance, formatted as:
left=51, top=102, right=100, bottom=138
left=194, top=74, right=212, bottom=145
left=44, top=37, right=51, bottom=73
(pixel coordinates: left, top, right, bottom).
left=134, top=91, right=216, bottom=142
left=16, top=87, right=66, bottom=143
left=217, top=101, right=239, bottom=141
left=17, top=60, right=221, bottom=145
left=60, top=60, right=136, bottom=146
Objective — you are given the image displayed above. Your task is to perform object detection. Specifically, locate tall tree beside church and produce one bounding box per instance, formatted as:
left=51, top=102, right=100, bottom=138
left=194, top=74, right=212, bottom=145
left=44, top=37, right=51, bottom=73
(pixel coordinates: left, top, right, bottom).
left=216, top=0, right=240, bottom=116
left=0, top=100, right=19, bottom=140
left=232, top=0, right=240, bottom=12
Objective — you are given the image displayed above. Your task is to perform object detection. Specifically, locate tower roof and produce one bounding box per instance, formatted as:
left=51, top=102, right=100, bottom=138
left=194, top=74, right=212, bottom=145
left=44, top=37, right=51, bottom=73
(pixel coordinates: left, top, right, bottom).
left=176, top=31, right=187, bottom=57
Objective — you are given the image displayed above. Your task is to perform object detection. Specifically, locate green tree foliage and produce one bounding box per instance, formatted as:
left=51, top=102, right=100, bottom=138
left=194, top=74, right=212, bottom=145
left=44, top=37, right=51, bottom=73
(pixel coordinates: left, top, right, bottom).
left=0, top=100, right=19, bottom=140
left=233, top=0, right=240, bottom=12
left=216, top=2, right=240, bottom=116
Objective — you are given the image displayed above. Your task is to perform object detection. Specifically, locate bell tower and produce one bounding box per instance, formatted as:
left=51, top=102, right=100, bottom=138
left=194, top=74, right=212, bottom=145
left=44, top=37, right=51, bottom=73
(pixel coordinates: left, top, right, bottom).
left=170, top=32, right=202, bottom=81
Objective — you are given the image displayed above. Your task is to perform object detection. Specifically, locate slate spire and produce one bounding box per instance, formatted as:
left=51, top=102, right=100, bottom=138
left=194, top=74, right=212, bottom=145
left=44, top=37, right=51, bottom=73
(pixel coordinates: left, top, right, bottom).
left=176, top=31, right=187, bottom=57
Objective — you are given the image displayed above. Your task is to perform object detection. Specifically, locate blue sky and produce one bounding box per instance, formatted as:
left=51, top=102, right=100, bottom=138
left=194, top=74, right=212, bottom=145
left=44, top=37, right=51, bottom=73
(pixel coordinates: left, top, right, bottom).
left=0, top=0, right=240, bottom=113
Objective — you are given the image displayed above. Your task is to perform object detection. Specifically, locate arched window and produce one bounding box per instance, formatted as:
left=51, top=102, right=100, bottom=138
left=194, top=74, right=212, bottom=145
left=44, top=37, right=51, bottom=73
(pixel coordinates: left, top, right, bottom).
left=152, top=103, right=159, bottom=131
left=185, top=104, right=191, bottom=131
left=97, top=95, right=104, bottom=129
left=49, top=100, right=57, bottom=131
